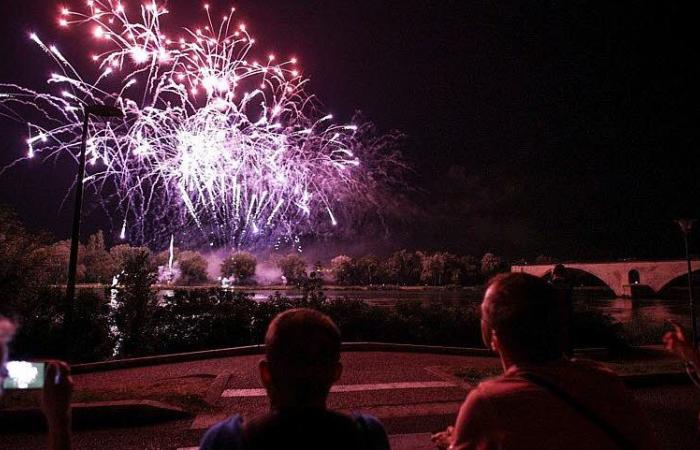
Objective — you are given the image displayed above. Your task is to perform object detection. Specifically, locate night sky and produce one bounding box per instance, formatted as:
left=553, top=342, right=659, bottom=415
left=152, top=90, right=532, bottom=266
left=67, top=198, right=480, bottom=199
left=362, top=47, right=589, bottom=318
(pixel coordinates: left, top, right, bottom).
left=0, top=1, right=697, bottom=260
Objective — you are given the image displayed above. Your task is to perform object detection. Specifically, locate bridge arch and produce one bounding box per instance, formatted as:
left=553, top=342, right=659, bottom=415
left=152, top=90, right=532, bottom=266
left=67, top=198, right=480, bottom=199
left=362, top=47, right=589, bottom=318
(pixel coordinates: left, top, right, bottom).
left=628, top=269, right=640, bottom=285
left=656, top=269, right=700, bottom=295
left=512, top=260, right=700, bottom=298
left=512, top=265, right=617, bottom=294
left=544, top=267, right=613, bottom=291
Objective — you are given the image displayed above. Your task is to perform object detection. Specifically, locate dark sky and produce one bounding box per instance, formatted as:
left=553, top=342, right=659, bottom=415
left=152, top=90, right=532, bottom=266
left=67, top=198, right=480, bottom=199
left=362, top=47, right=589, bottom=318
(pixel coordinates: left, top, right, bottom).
left=0, top=1, right=698, bottom=260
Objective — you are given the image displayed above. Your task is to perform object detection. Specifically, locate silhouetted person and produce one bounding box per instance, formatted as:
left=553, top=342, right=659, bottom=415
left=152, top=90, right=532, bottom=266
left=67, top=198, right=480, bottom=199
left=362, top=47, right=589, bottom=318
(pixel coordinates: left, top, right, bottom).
left=199, top=308, right=389, bottom=450
left=663, top=319, right=700, bottom=438
left=433, top=273, right=659, bottom=450
left=1, top=316, right=73, bottom=450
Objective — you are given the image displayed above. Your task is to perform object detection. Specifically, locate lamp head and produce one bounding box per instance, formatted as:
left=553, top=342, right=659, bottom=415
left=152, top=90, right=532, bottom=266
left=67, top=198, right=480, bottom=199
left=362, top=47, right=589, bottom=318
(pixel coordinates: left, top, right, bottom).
left=676, top=219, right=696, bottom=235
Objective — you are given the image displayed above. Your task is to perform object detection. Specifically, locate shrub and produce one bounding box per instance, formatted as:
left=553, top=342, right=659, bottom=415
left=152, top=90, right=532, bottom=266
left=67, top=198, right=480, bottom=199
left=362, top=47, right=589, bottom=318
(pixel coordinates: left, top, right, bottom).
left=319, top=296, right=388, bottom=341
left=151, top=290, right=256, bottom=353
left=10, top=288, right=114, bottom=363
left=6, top=288, right=629, bottom=362
left=65, top=289, right=115, bottom=361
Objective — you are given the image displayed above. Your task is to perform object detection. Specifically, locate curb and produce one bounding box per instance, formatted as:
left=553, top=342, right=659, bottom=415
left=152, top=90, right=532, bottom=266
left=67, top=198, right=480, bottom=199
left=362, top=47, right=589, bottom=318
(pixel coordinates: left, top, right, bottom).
left=72, top=342, right=617, bottom=374
left=621, top=371, right=691, bottom=388
left=72, top=343, right=490, bottom=374
left=0, top=400, right=191, bottom=432
left=72, top=344, right=266, bottom=374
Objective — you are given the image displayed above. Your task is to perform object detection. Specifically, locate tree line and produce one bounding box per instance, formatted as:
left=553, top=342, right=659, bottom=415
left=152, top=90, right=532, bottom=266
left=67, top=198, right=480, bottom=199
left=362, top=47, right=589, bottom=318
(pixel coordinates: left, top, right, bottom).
left=1, top=206, right=533, bottom=289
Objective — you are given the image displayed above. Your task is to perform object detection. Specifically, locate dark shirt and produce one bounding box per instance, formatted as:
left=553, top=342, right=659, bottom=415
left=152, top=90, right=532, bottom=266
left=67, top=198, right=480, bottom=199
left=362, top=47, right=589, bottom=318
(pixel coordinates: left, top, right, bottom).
left=200, top=408, right=389, bottom=450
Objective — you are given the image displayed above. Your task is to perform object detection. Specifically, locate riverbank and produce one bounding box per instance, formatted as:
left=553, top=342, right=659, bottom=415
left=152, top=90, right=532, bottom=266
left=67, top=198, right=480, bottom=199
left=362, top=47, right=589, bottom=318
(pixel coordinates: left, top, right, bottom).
left=72, top=283, right=489, bottom=291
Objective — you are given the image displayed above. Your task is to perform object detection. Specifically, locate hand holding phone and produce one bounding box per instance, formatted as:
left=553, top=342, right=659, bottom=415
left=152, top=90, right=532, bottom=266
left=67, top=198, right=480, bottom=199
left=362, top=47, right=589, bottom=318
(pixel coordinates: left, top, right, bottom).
left=42, top=361, right=74, bottom=450
left=42, top=361, right=73, bottom=424
left=663, top=319, right=700, bottom=366
left=2, top=361, right=45, bottom=390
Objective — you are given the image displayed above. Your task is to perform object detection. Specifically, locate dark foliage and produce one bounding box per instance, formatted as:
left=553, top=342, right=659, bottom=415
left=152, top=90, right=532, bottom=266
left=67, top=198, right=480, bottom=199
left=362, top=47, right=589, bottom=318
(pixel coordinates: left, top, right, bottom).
left=8, top=286, right=625, bottom=363
left=111, top=250, right=158, bottom=357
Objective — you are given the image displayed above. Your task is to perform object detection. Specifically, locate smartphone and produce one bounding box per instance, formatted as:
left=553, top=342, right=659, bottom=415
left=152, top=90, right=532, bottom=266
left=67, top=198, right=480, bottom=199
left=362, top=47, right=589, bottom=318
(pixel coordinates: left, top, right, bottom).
left=2, top=361, right=45, bottom=390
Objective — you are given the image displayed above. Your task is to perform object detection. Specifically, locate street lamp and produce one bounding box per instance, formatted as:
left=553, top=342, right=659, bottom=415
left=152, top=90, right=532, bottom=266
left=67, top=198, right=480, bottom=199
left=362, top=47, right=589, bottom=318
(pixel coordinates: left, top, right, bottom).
left=676, top=219, right=697, bottom=347
left=65, top=104, right=124, bottom=314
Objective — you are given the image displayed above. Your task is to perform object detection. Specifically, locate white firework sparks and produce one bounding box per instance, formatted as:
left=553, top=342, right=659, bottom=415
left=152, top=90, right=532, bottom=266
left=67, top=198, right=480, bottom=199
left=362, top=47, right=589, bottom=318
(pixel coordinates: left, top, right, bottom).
left=0, top=1, right=405, bottom=249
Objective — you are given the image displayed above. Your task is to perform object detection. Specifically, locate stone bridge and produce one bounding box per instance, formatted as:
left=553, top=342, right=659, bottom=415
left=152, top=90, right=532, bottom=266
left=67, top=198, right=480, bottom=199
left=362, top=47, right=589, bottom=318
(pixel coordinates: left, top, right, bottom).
left=511, top=260, right=700, bottom=297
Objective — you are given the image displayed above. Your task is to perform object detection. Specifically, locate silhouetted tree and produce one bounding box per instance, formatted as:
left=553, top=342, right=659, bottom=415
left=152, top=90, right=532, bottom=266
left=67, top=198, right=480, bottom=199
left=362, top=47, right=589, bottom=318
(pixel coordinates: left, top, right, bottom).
left=110, top=244, right=151, bottom=275
left=83, top=231, right=116, bottom=283
left=277, top=254, right=307, bottom=285
left=420, top=252, right=448, bottom=285
left=480, top=252, right=503, bottom=277
left=221, top=251, right=257, bottom=283
left=177, top=250, right=209, bottom=285
left=356, top=255, right=383, bottom=285
left=0, top=207, right=50, bottom=317
left=112, top=250, right=157, bottom=357
left=386, top=250, right=421, bottom=285
left=330, top=255, right=354, bottom=285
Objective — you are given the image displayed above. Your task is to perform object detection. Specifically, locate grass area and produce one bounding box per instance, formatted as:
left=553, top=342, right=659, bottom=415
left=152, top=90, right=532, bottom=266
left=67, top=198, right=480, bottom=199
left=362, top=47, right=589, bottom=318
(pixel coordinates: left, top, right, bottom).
left=449, top=366, right=502, bottom=384
left=604, top=360, right=685, bottom=375
left=0, top=374, right=215, bottom=414
left=439, top=356, right=687, bottom=386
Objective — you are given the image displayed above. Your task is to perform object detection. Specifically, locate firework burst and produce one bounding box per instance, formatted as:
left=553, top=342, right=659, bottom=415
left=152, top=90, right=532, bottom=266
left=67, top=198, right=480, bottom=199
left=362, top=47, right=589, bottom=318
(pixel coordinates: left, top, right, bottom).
left=0, top=1, right=405, bottom=250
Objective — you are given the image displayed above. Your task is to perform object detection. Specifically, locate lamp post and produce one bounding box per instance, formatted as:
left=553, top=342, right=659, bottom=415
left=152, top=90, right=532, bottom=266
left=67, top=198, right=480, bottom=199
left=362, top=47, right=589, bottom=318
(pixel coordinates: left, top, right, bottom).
left=677, top=219, right=697, bottom=347
left=65, top=105, right=124, bottom=317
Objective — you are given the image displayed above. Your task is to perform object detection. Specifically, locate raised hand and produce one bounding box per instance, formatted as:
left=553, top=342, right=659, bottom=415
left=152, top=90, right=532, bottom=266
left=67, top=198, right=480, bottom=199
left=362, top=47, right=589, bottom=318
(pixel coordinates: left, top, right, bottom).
left=431, top=426, right=454, bottom=450
left=42, top=361, right=73, bottom=450
left=662, top=320, right=700, bottom=366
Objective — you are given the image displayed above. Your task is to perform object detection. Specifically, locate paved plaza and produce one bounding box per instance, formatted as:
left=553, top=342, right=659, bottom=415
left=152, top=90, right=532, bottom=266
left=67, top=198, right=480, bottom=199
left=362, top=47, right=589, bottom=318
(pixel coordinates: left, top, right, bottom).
left=2, top=351, right=698, bottom=449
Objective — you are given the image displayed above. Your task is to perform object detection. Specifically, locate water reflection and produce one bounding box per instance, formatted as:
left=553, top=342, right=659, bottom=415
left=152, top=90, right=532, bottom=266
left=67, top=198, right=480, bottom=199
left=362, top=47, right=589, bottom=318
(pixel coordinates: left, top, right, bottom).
left=588, top=297, right=691, bottom=329
left=236, top=288, right=694, bottom=330
left=104, top=286, right=695, bottom=341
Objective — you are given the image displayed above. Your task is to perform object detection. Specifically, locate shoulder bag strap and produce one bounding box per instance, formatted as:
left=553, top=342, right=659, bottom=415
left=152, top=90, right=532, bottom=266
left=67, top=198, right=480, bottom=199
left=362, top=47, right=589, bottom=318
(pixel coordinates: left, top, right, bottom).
left=519, top=371, right=637, bottom=450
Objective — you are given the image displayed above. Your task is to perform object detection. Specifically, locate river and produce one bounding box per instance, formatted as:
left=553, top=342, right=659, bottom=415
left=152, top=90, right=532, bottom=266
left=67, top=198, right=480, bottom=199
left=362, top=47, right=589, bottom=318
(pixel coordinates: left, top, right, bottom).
left=225, top=287, right=693, bottom=345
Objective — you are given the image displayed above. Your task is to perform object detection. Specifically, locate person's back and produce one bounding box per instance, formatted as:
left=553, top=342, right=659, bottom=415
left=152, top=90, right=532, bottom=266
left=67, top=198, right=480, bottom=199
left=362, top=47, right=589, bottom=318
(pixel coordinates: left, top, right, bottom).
left=199, top=308, right=389, bottom=450
left=455, top=358, right=656, bottom=450
left=435, top=273, right=659, bottom=450
left=247, top=408, right=382, bottom=450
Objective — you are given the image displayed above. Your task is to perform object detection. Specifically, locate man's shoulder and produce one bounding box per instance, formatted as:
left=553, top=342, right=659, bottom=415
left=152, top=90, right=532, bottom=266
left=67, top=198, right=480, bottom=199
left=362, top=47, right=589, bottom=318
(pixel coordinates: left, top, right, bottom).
left=200, top=411, right=389, bottom=450
left=476, top=359, right=621, bottom=397
left=199, top=414, right=245, bottom=450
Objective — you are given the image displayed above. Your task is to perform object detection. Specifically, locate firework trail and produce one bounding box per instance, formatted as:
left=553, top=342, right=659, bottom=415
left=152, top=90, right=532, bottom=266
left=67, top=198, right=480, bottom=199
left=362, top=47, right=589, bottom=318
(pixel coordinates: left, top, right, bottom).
left=0, top=1, right=405, bottom=249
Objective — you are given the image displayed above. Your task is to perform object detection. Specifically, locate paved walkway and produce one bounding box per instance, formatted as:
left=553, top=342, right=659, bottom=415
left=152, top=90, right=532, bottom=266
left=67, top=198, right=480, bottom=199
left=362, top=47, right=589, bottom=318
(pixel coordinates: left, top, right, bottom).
left=2, top=351, right=699, bottom=449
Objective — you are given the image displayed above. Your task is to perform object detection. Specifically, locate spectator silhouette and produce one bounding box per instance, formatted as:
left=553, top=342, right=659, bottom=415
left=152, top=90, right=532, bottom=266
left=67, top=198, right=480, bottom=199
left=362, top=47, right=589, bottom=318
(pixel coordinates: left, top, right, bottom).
left=433, top=273, right=659, bottom=450
left=199, top=308, right=389, bottom=450
left=1, top=315, right=73, bottom=450
left=663, top=319, right=700, bottom=379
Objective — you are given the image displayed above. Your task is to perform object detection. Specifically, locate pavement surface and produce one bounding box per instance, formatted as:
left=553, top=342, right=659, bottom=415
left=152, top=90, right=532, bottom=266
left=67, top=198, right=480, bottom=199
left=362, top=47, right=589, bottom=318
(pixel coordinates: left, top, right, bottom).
left=2, top=351, right=699, bottom=449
